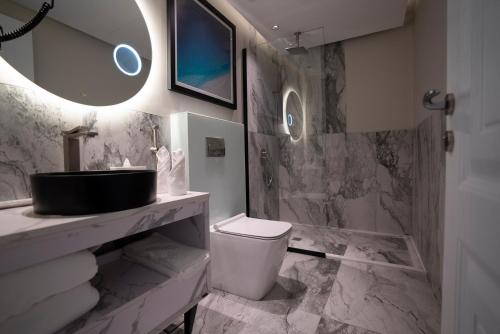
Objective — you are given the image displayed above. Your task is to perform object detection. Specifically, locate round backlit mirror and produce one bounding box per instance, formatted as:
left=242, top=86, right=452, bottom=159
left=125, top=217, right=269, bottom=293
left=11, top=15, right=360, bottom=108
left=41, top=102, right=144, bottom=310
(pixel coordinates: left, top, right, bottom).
left=0, top=0, right=151, bottom=106
left=284, top=90, right=303, bottom=140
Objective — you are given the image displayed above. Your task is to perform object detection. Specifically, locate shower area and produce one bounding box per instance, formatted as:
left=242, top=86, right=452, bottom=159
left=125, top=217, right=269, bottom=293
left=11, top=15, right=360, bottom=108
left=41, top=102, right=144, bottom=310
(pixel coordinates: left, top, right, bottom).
left=243, top=29, right=445, bottom=304
left=244, top=34, right=413, bottom=234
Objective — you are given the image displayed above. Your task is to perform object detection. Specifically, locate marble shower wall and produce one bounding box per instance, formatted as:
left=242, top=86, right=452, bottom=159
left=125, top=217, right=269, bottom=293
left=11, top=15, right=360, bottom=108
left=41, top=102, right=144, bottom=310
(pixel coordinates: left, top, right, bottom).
left=247, top=41, right=414, bottom=235
left=279, top=130, right=413, bottom=234
left=0, top=83, right=168, bottom=202
left=246, top=43, right=281, bottom=220
left=412, top=113, right=446, bottom=300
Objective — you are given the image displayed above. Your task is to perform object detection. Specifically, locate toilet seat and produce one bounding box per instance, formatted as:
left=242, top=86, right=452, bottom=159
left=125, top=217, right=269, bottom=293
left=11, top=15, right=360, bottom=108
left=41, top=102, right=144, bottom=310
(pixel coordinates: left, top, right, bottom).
left=213, top=213, right=291, bottom=240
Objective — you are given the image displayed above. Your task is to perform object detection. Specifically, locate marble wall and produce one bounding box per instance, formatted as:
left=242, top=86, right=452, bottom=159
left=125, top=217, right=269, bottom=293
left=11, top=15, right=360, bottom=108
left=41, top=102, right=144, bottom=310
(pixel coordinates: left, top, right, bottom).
left=246, top=43, right=281, bottom=220
left=279, top=130, right=413, bottom=234
left=246, top=42, right=414, bottom=235
left=412, top=113, right=446, bottom=301
left=0, top=83, right=168, bottom=202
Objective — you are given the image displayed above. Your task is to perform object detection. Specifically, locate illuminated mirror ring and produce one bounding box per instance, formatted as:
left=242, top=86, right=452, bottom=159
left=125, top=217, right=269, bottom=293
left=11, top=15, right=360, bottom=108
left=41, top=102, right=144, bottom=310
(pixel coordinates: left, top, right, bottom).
left=283, top=88, right=304, bottom=141
left=113, top=44, right=142, bottom=76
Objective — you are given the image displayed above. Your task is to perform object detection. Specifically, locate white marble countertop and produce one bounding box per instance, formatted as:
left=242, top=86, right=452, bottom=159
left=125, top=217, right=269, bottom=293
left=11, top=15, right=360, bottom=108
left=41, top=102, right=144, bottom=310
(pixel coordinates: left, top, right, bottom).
left=0, top=191, right=210, bottom=274
left=0, top=192, right=208, bottom=246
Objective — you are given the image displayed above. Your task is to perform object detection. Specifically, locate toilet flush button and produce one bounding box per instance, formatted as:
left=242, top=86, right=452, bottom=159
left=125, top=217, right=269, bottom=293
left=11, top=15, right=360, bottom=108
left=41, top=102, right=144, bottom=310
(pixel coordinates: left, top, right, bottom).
left=206, top=137, right=225, bottom=157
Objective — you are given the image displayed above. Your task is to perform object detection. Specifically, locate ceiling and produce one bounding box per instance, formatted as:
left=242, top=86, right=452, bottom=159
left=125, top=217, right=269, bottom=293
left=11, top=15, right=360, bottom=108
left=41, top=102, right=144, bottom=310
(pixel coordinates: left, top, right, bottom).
left=228, top=0, right=410, bottom=49
left=13, top=0, right=151, bottom=59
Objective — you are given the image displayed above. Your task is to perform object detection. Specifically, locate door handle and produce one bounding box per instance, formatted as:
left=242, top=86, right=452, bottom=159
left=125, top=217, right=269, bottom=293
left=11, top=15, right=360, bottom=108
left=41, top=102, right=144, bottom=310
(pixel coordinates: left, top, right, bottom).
left=423, top=90, right=455, bottom=115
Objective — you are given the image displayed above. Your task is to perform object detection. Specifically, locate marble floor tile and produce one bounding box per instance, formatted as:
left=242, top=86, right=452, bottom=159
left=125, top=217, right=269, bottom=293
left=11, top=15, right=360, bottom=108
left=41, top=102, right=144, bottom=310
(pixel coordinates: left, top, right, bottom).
left=317, top=317, right=381, bottom=334
left=278, top=252, right=341, bottom=315
left=193, top=252, right=341, bottom=334
left=194, top=294, right=321, bottom=334
left=323, top=261, right=440, bottom=334
left=289, top=223, right=349, bottom=255
left=344, top=234, right=413, bottom=267
left=289, top=224, right=419, bottom=270
left=191, top=251, right=439, bottom=334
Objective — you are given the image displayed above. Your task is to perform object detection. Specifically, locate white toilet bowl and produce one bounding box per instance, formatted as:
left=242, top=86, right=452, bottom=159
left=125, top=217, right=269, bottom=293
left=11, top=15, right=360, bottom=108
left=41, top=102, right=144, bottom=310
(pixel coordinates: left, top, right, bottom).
left=210, top=213, right=292, bottom=300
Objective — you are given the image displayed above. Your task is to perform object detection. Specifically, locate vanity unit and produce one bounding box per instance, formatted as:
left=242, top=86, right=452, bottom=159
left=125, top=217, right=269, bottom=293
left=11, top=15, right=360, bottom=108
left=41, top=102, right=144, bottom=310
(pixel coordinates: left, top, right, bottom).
left=0, top=192, right=210, bottom=334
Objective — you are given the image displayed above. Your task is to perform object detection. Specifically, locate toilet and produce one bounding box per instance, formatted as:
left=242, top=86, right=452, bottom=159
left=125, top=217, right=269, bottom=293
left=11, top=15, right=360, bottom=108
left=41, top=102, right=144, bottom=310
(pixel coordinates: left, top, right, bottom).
left=170, top=113, right=293, bottom=300
left=210, top=214, right=292, bottom=300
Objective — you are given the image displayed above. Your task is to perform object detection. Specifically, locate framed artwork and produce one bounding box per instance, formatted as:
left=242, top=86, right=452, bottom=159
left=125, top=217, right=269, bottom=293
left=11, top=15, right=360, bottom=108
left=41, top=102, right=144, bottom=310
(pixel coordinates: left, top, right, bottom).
left=168, top=0, right=237, bottom=109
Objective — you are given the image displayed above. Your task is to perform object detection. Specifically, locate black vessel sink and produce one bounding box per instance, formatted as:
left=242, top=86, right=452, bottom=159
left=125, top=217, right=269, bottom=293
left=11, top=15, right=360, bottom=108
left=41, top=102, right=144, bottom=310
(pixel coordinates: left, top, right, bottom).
left=30, top=170, right=157, bottom=215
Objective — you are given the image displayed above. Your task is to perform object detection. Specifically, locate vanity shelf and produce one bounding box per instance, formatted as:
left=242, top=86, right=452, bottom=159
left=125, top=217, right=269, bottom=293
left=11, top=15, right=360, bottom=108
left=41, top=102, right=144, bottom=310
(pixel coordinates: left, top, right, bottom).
left=0, top=192, right=210, bottom=275
left=57, top=249, right=210, bottom=334
left=0, top=192, right=211, bottom=334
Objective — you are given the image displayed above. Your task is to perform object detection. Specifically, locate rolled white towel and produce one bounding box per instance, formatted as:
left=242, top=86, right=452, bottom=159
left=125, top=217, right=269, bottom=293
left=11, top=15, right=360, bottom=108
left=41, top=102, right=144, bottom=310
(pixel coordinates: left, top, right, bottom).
left=167, top=149, right=187, bottom=196
left=0, top=251, right=98, bottom=322
left=0, top=281, right=99, bottom=334
left=156, top=146, right=172, bottom=194
left=123, top=233, right=209, bottom=278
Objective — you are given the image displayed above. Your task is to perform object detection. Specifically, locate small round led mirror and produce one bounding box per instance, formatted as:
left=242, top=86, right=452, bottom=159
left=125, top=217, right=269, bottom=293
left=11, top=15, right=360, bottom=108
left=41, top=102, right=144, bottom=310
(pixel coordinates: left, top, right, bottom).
left=285, top=90, right=303, bottom=140
left=114, top=44, right=142, bottom=76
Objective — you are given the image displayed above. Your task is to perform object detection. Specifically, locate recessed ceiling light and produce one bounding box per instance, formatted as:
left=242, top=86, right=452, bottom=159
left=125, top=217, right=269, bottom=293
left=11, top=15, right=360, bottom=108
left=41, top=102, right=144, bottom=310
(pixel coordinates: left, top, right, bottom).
left=272, top=25, right=279, bottom=30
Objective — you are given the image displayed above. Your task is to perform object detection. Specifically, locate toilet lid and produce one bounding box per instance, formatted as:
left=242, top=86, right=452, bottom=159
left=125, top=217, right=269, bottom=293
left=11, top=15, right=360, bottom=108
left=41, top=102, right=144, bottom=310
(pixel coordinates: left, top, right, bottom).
left=215, top=214, right=292, bottom=240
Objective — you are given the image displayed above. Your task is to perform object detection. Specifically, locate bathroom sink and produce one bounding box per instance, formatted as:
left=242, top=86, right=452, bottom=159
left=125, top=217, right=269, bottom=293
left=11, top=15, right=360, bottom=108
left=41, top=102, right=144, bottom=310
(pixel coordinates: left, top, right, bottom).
left=30, top=170, right=157, bottom=215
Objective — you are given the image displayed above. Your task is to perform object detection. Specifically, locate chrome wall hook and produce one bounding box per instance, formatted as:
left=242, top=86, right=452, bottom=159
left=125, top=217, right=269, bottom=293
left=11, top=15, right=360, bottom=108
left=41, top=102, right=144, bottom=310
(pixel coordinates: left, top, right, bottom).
left=423, top=90, right=455, bottom=115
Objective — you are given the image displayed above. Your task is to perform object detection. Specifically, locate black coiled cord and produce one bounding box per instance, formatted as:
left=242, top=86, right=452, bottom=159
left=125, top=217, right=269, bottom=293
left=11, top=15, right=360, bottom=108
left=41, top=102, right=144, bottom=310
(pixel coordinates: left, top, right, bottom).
left=0, top=0, right=54, bottom=48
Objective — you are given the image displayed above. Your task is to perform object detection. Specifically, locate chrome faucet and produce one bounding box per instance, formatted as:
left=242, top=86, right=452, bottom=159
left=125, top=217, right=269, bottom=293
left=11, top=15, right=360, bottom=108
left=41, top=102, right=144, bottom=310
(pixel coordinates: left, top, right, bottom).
left=62, top=126, right=98, bottom=171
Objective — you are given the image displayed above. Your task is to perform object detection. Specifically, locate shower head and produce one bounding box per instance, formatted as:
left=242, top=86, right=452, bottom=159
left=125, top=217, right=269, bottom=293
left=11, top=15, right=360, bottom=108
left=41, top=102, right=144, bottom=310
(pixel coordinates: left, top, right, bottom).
left=285, top=32, right=308, bottom=55
left=285, top=46, right=308, bottom=55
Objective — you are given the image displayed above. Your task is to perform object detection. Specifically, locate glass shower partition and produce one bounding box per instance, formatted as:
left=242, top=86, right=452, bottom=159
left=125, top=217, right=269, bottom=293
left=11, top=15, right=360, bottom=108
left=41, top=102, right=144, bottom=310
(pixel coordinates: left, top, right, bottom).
left=245, top=30, right=347, bottom=228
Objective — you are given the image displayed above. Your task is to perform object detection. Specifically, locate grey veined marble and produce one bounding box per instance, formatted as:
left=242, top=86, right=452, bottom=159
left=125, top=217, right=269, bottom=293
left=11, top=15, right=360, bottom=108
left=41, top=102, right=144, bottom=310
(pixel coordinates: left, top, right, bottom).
left=246, top=43, right=281, bottom=136
left=323, top=261, right=440, bottom=334
left=0, top=84, right=79, bottom=201
left=323, top=42, right=346, bottom=134
left=289, top=223, right=422, bottom=270
left=81, top=110, right=168, bottom=171
left=192, top=253, right=439, bottom=334
left=289, top=223, right=349, bottom=256
left=248, top=132, right=280, bottom=220
left=193, top=252, right=340, bottom=334
left=246, top=42, right=414, bottom=235
left=278, top=131, right=413, bottom=234
left=0, top=83, right=168, bottom=202
left=344, top=233, right=413, bottom=267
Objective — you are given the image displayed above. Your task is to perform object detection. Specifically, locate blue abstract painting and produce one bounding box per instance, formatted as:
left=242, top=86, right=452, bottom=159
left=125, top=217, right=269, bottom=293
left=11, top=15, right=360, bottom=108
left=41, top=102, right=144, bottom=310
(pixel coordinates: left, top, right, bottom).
left=172, top=0, right=235, bottom=107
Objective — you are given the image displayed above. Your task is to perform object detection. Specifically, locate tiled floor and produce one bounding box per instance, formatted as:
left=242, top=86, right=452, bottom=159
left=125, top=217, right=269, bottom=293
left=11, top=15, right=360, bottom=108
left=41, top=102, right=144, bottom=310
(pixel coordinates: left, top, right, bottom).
left=166, top=225, right=438, bottom=334
left=289, top=224, right=424, bottom=271
left=191, top=252, right=439, bottom=334
left=288, top=224, right=350, bottom=256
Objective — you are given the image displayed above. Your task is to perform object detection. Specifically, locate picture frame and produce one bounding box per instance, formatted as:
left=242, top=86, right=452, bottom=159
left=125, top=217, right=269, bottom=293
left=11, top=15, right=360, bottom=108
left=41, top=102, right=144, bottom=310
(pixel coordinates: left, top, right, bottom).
left=168, top=0, right=237, bottom=109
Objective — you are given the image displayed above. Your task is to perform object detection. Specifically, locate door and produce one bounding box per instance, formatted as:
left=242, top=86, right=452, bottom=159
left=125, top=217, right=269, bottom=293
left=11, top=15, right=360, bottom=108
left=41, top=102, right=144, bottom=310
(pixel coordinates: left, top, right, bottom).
left=442, top=0, right=500, bottom=333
